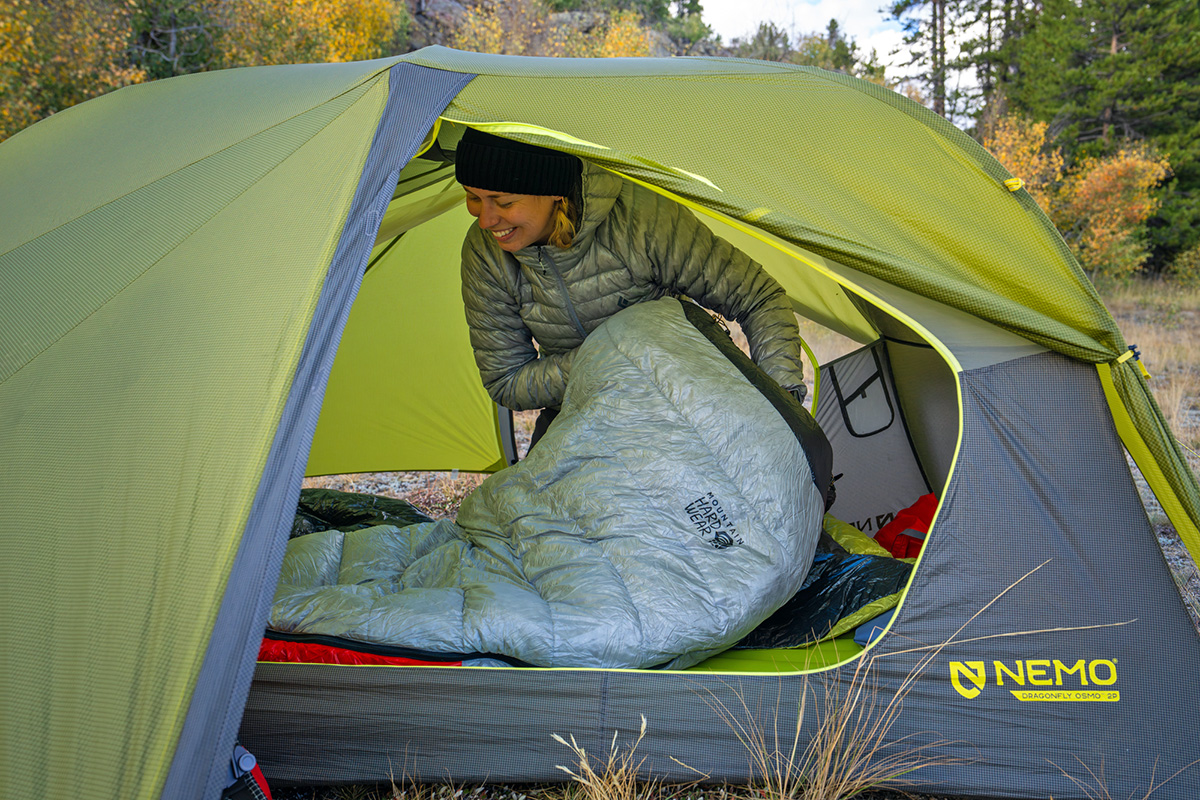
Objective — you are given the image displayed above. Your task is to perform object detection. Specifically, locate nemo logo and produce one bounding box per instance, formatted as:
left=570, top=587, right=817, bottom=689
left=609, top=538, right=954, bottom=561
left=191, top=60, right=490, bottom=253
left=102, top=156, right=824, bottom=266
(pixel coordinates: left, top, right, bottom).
left=950, top=661, right=986, bottom=699
left=948, top=659, right=1119, bottom=702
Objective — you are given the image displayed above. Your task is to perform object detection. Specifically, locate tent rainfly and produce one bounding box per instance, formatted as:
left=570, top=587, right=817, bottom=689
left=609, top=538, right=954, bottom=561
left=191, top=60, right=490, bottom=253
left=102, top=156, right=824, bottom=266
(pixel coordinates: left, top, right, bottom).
left=2, top=47, right=1199, bottom=800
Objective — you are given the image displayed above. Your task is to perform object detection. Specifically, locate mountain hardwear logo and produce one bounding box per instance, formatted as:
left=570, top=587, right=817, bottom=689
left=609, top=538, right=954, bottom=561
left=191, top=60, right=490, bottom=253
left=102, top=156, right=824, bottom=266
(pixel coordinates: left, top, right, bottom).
left=949, top=659, right=1119, bottom=702
left=685, top=492, right=743, bottom=549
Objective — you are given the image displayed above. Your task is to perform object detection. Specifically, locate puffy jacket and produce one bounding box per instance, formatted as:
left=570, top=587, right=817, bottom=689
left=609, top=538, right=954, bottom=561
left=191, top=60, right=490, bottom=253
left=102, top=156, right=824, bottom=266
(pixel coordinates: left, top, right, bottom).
left=461, top=161, right=807, bottom=411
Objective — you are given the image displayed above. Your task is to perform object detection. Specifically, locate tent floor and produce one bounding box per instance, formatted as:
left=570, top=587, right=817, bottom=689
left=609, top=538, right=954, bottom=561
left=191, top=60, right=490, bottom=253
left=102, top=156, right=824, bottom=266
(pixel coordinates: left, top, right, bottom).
left=686, top=637, right=863, bottom=673
left=253, top=637, right=865, bottom=674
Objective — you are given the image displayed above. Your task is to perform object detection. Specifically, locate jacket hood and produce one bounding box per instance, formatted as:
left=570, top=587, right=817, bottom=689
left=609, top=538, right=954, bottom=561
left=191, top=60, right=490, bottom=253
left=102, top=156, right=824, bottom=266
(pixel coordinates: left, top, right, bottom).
left=569, top=161, right=623, bottom=249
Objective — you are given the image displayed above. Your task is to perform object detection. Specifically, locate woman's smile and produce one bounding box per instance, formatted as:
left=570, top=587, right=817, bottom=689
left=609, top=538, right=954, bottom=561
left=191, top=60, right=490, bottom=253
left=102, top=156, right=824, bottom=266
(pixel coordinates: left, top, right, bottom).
left=463, top=186, right=559, bottom=252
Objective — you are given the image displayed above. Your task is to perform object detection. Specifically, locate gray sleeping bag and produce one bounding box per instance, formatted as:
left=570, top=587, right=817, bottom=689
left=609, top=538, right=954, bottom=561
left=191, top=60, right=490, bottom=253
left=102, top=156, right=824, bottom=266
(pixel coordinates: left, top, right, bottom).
left=271, top=298, right=829, bottom=669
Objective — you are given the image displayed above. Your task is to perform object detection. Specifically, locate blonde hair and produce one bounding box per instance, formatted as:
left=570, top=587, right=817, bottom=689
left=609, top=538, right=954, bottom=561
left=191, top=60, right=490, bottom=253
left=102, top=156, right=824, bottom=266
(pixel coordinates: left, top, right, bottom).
left=547, top=195, right=579, bottom=249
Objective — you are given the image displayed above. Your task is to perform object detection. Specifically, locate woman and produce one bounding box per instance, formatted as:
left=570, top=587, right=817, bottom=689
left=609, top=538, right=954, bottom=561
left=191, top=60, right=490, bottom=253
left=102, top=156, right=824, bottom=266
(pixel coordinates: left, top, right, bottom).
left=456, top=128, right=808, bottom=447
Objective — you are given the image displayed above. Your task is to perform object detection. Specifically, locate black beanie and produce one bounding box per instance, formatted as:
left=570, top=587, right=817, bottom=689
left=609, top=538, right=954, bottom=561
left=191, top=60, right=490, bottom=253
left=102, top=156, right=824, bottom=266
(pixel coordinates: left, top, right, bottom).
left=455, top=128, right=581, bottom=196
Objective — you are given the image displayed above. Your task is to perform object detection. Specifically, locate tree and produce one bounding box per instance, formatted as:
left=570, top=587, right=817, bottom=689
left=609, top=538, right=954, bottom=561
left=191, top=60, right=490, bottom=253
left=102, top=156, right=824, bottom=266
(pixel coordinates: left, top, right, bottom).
left=732, top=21, right=789, bottom=62
left=888, top=0, right=956, bottom=117
left=597, top=9, right=654, bottom=57
left=984, top=112, right=1171, bottom=281
left=661, top=0, right=710, bottom=48
left=127, top=0, right=220, bottom=80
left=982, top=113, right=1063, bottom=213
left=1057, top=146, right=1172, bottom=281
left=451, top=0, right=566, bottom=56
left=217, top=0, right=409, bottom=67
left=1, top=0, right=146, bottom=141
left=1009, top=0, right=1200, bottom=269
left=954, top=0, right=1037, bottom=119
left=732, top=20, right=889, bottom=86
left=792, top=20, right=888, bottom=84
left=451, top=0, right=651, bottom=58
left=1, top=0, right=414, bottom=143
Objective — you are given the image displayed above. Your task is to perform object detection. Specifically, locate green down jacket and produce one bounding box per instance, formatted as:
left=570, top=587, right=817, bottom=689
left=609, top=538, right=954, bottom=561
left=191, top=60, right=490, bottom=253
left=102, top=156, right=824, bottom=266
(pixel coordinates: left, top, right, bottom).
left=460, top=162, right=807, bottom=411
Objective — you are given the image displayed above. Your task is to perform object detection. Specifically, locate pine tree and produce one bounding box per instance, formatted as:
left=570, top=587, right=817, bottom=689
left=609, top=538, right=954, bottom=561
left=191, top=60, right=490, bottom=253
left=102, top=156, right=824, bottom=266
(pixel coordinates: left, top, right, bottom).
left=732, top=20, right=888, bottom=85
left=1010, top=0, right=1200, bottom=268
left=888, top=0, right=953, bottom=116
left=955, top=0, right=1037, bottom=112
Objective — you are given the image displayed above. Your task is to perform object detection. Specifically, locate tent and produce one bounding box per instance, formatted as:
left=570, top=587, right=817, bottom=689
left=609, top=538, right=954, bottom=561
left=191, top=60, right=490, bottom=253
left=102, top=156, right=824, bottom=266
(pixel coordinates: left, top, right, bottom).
left=2, top=46, right=1199, bottom=800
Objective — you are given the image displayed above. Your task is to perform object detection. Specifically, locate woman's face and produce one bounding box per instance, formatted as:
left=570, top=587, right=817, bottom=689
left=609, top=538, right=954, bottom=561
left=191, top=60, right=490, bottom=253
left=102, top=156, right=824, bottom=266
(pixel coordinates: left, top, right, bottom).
left=463, top=186, right=560, bottom=252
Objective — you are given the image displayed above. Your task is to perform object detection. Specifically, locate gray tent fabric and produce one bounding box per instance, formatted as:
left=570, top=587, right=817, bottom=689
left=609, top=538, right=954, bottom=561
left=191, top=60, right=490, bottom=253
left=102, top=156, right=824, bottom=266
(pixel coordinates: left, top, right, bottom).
left=269, top=299, right=826, bottom=669
left=864, top=352, right=1200, bottom=797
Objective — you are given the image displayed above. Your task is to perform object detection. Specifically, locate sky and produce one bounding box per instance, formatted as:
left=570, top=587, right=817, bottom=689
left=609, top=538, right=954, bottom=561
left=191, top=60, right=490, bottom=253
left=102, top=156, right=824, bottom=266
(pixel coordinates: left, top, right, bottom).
left=699, top=0, right=907, bottom=70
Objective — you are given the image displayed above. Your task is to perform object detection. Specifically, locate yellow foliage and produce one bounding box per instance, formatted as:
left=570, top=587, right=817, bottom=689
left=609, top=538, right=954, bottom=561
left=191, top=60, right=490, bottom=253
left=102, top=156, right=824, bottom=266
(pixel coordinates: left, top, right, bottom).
left=451, top=1, right=650, bottom=59
left=1, top=0, right=145, bottom=141
left=985, top=113, right=1171, bottom=280
left=218, top=0, right=404, bottom=67
left=1059, top=146, right=1171, bottom=279
left=598, top=11, right=652, bottom=58
left=983, top=115, right=1064, bottom=214
left=451, top=0, right=549, bottom=56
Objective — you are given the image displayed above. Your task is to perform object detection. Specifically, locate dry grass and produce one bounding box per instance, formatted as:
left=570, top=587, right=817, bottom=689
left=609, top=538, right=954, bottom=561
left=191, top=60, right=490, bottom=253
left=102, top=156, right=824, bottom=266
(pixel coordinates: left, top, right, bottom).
left=1048, top=754, right=1200, bottom=800
left=302, top=470, right=486, bottom=520
left=1103, top=277, right=1200, bottom=462
left=551, top=716, right=675, bottom=800
left=688, top=560, right=1152, bottom=800
left=697, top=664, right=965, bottom=800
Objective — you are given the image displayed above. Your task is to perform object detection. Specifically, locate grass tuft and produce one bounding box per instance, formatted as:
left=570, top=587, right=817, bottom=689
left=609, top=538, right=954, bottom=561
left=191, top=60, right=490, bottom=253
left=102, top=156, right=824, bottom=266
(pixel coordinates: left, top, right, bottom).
left=697, top=655, right=965, bottom=800
left=1049, top=754, right=1200, bottom=800
left=552, top=715, right=670, bottom=800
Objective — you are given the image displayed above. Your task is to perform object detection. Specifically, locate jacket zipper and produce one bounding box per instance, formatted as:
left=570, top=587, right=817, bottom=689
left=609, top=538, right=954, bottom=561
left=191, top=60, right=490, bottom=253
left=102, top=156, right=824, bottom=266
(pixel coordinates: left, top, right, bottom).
left=539, top=247, right=588, bottom=340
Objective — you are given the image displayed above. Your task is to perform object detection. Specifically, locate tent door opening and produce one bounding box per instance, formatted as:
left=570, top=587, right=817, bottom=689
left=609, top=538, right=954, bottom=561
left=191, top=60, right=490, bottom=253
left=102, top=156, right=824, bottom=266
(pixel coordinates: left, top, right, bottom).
left=815, top=340, right=933, bottom=534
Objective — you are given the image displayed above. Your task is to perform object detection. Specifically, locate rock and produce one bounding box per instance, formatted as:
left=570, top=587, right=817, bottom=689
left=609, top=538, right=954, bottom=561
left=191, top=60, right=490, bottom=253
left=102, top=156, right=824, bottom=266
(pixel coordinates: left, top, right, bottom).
left=407, top=0, right=471, bottom=50
left=548, top=10, right=608, bottom=35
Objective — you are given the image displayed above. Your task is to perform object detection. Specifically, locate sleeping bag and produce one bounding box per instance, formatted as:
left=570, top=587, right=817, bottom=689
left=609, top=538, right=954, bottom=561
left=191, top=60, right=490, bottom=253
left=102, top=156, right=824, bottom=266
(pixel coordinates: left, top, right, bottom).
left=269, top=298, right=831, bottom=669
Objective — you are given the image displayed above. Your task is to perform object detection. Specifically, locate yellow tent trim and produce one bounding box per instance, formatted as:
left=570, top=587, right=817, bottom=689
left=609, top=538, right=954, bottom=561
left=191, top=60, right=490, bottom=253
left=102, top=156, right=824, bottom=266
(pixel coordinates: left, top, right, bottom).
left=1098, top=363, right=1200, bottom=562
left=799, top=335, right=822, bottom=408
left=415, top=118, right=441, bottom=158
left=1115, top=347, right=1152, bottom=378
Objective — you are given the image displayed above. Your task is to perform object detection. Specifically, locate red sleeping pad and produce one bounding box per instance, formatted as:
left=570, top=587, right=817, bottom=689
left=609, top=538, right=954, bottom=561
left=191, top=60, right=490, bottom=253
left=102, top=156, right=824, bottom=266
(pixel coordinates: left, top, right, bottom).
left=257, top=637, right=462, bottom=667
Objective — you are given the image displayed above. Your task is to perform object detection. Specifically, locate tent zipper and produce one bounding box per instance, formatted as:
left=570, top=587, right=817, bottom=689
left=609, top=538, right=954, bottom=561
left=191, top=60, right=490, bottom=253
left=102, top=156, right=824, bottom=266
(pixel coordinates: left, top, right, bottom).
left=539, top=247, right=588, bottom=340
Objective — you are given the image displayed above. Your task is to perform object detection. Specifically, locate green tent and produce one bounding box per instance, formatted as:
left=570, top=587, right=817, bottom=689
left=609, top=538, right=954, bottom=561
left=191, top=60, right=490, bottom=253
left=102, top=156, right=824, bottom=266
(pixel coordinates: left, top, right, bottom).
left=2, top=48, right=1198, bottom=800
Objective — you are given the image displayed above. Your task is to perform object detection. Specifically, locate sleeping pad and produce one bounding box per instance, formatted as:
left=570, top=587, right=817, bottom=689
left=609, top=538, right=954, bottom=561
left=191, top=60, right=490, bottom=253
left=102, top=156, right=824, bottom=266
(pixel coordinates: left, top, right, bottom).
left=270, top=298, right=831, bottom=669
